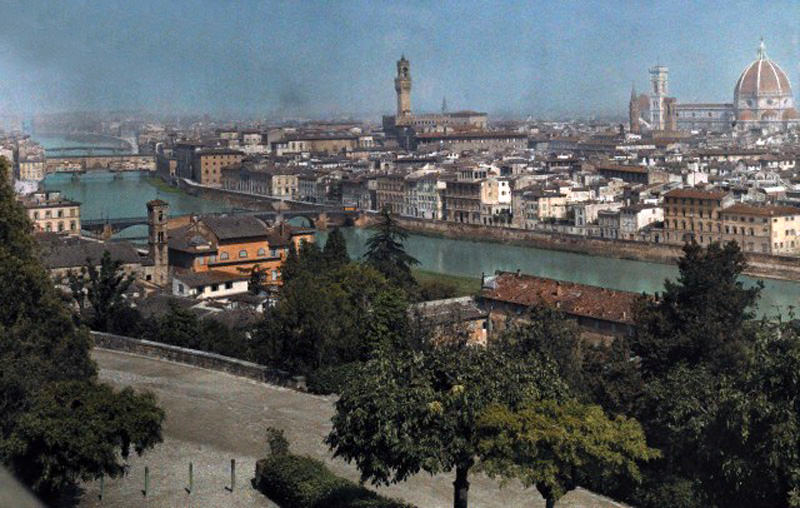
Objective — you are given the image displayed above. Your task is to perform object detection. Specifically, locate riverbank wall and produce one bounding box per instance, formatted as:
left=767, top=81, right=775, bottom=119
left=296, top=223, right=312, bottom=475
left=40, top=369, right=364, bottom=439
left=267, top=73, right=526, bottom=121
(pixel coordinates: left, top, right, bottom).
left=383, top=215, right=800, bottom=282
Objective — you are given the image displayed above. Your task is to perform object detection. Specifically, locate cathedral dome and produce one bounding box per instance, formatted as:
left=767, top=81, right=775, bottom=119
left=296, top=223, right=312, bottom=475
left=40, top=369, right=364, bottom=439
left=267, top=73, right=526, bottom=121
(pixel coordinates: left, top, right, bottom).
left=734, top=40, right=793, bottom=100
left=734, top=39, right=796, bottom=127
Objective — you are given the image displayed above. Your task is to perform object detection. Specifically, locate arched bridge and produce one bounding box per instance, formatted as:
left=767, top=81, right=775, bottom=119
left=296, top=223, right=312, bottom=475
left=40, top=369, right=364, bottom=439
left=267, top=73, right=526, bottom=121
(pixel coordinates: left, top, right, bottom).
left=81, top=208, right=359, bottom=238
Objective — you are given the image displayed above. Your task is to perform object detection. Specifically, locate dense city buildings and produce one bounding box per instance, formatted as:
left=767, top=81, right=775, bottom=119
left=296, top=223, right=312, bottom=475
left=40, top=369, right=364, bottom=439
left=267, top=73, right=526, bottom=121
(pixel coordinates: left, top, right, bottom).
left=7, top=48, right=800, bottom=316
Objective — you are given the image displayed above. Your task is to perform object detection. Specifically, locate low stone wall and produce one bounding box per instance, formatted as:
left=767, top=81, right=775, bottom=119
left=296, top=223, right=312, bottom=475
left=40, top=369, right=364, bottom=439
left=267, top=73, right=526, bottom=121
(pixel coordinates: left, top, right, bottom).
left=91, top=331, right=305, bottom=390
left=388, top=216, right=800, bottom=281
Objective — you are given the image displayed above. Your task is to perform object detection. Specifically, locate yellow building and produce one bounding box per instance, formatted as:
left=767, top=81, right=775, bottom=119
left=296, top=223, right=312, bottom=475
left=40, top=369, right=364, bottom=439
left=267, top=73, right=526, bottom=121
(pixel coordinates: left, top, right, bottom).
left=21, top=191, right=81, bottom=234
left=719, top=204, right=800, bottom=255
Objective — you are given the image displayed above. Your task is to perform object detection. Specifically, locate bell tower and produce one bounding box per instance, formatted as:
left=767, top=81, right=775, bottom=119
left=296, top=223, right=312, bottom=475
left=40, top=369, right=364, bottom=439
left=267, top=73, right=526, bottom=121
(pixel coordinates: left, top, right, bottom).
left=395, top=55, right=412, bottom=119
left=147, top=199, right=169, bottom=286
left=629, top=84, right=640, bottom=134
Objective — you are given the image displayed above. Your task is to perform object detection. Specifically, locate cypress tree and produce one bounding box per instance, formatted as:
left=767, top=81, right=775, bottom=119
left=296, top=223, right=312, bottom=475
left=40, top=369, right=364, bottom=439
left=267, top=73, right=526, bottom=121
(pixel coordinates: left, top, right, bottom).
left=323, top=227, right=349, bottom=268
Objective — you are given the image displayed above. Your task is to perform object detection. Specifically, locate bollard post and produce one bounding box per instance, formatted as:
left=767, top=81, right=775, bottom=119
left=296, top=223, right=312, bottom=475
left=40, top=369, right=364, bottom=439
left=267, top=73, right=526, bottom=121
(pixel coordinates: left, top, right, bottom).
left=230, top=459, right=236, bottom=492
left=187, top=462, right=193, bottom=494
left=99, top=475, right=104, bottom=500
left=143, top=466, right=149, bottom=497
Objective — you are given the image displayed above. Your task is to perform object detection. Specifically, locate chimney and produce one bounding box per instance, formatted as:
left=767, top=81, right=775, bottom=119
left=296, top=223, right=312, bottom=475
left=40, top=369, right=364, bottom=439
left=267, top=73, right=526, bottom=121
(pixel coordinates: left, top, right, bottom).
left=480, top=272, right=485, bottom=287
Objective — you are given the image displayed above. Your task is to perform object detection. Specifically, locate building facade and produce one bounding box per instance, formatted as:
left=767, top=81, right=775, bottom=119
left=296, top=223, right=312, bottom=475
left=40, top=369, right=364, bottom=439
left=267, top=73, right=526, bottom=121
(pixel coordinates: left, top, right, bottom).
left=663, top=188, right=733, bottom=245
left=22, top=190, right=81, bottom=234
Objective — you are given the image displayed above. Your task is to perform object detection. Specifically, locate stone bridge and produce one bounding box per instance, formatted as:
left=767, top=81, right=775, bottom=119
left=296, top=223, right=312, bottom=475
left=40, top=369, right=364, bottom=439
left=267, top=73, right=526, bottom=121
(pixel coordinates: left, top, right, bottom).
left=81, top=208, right=359, bottom=238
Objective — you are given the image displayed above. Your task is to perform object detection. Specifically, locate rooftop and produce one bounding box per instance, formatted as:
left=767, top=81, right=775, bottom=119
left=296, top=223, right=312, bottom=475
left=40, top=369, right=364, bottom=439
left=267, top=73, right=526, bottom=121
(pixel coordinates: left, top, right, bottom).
left=480, top=271, right=640, bottom=324
left=722, top=203, right=800, bottom=217
left=664, top=188, right=729, bottom=200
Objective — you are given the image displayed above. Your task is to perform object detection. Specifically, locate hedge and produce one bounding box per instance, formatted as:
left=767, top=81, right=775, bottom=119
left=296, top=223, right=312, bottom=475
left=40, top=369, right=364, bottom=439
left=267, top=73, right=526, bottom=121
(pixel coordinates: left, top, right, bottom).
left=255, top=454, right=414, bottom=508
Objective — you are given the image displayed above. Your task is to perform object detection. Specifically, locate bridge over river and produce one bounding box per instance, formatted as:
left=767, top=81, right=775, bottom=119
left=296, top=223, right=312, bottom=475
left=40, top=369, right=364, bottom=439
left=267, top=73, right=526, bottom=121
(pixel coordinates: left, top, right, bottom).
left=82, top=207, right=358, bottom=238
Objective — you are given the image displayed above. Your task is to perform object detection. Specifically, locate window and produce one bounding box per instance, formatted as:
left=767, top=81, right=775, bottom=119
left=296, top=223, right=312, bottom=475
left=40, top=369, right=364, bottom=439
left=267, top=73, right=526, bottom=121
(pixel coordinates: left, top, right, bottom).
left=197, top=285, right=205, bottom=293
left=225, top=282, right=233, bottom=289
left=220, top=252, right=229, bottom=260
left=239, top=249, right=248, bottom=258
left=271, top=270, right=279, bottom=281
left=178, top=283, right=184, bottom=294
left=70, top=221, right=76, bottom=231
left=211, top=284, right=219, bottom=292
left=257, top=247, right=266, bottom=256
left=33, top=211, right=39, bottom=219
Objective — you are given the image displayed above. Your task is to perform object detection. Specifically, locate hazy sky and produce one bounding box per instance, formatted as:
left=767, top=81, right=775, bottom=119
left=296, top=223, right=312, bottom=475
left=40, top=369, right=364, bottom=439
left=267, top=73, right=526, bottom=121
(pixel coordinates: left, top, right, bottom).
left=0, top=0, right=798, bottom=119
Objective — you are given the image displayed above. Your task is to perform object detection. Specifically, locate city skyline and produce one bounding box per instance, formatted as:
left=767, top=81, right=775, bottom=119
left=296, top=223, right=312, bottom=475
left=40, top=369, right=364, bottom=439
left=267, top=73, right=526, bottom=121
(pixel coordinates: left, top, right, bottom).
left=0, top=0, right=798, bottom=118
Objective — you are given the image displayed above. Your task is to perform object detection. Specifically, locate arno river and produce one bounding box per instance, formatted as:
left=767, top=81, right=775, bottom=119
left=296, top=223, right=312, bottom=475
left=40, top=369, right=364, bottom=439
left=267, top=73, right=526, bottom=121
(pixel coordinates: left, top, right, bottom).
left=44, top=170, right=800, bottom=316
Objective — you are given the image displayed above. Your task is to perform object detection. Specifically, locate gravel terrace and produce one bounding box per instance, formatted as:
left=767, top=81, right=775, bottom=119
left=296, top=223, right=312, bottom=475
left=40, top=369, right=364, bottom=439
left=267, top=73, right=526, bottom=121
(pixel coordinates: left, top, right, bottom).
left=82, top=348, right=628, bottom=508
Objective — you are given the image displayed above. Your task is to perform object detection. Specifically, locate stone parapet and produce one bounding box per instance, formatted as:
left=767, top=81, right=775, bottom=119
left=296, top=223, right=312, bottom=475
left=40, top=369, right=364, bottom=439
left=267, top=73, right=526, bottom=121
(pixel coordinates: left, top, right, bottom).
left=90, top=331, right=305, bottom=390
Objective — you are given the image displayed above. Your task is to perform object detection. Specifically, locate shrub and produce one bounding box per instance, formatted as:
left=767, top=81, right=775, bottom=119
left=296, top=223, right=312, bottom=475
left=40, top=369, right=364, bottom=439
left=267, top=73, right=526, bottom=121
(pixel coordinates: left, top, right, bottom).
left=266, top=426, right=289, bottom=456
left=307, top=362, right=359, bottom=395
left=255, top=454, right=413, bottom=508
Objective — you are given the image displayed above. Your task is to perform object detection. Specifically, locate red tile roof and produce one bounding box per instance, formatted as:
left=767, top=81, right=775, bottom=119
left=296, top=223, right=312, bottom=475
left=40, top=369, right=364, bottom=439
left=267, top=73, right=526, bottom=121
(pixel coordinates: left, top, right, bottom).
left=722, top=203, right=800, bottom=217
left=481, top=272, right=640, bottom=324
left=664, top=188, right=729, bottom=200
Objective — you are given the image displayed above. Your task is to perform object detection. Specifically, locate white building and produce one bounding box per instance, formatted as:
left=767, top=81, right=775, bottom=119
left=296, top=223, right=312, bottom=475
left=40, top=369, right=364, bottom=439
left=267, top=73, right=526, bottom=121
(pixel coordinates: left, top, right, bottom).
left=172, top=271, right=250, bottom=299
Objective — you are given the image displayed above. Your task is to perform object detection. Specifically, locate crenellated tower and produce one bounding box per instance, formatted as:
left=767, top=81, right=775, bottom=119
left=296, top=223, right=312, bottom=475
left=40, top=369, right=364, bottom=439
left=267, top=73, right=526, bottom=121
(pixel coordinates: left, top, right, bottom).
left=395, top=55, right=412, bottom=119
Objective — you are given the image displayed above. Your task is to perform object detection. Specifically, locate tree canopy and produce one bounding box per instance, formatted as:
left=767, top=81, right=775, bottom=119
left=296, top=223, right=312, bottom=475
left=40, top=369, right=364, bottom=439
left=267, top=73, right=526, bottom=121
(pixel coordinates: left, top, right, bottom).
left=326, top=335, right=569, bottom=508
left=252, top=258, right=407, bottom=374
left=0, top=159, right=164, bottom=500
left=323, top=227, right=349, bottom=268
left=364, top=208, right=418, bottom=291
left=68, top=250, right=136, bottom=334
left=632, top=240, right=762, bottom=378
left=477, top=400, right=658, bottom=508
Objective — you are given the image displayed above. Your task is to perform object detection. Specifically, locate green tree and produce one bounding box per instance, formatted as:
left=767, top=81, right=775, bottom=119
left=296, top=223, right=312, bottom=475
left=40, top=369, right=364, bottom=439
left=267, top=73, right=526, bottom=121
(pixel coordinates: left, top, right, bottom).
left=298, top=239, right=324, bottom=273
left=611, top=241, right=794, bottom=508
left=0, top=158, right=164, bottom=499
left=322, top=227, right=349, bottom=268
left=4, top=381, right=163, bottom=498
left=476, top=400, right=658, bottom=508
left=632, top=240, right=761, bottom=378
left=498, top=306, right=587, bottom=397
left=68, top=250, right=135, bottom=332
left=280, top=242, right=301, bottom=283
left=146, top=300, right=201, bottom=348
left=364, top=208, right=418, bottom=291
left=251, top=263, right=403, bottom=374
left=326, top=338, right=568, bottom=508
left=249, top=264, right=266, bottom=294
